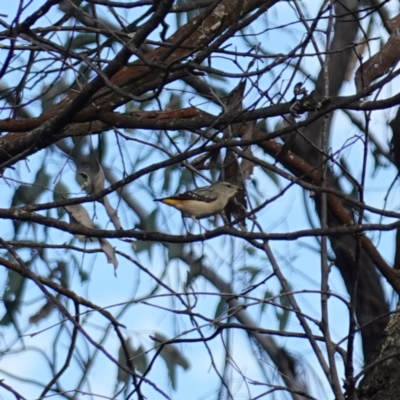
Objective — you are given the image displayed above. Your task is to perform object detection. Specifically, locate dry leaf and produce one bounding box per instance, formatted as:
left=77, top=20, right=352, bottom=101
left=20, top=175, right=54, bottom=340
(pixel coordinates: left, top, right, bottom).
left=64, top=203, right=119, bottom=270
left=100, top=238, right=119, bottom=271
left=78, top=159, right=122, bottom=230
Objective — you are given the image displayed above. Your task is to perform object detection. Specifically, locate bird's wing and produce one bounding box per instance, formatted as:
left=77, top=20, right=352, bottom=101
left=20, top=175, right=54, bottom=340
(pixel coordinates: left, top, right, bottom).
left=171, top=187, right=218, bottom=203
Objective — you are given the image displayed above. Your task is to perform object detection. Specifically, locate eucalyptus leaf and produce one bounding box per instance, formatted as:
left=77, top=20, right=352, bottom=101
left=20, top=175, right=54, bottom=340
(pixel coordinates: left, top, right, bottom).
left=214, top=297, right=227, bottom=319
left=152, top=333, right=190, bottom=390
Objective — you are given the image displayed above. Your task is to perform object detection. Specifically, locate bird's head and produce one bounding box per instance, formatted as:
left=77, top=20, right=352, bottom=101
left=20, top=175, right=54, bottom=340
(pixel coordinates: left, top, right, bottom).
left=213, top=181, right=241, bottom=198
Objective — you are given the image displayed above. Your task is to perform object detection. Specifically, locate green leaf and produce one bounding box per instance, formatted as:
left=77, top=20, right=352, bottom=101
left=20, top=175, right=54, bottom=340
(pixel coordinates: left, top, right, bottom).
left=168, top=243, right=183, bottom=260
left=53, top=181, right=69, bottom=218
left=79, top=269, right=90, bottom=283
left=153, top=332, right=190, bottom=390
left=178, top=168, right=193, bottom=188
left=117, top=338, right=133, bottom=386
left=162, top=166, right=173, bottom=193
left=214, top=297, right=226, bottom=319
left=278, top=308, right=290, bottom=332
left=207, top=73, right=228, bottom=84
left=29, top=300, right=55, bottom=325
left=67, top=33, right=97, bottom=49
left=11, top=167, right=50, bottom=207
left=260, top=290, right=274, bottom=314
left=54, top=261, right=69, bottom=287
left=135, top=210, right=158, bottom=255
left=245, top=246, right=256, bottom=256
left=146, top=208, right=158, bottom=232
left=117, top=338, right=148, bottom=386
left=0, top=262, right=29, bottom=326
left=131, top=344, right=148, bottom=374
left=134, top=240, right=154, bottom=254
left=238, top=266, right=261, bottom=283
left=277, top=288, right=291, bottom=332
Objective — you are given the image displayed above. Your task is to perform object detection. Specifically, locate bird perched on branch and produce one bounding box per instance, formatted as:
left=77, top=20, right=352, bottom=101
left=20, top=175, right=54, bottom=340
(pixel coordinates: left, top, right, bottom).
left=154, top=181, right=240, bottom=224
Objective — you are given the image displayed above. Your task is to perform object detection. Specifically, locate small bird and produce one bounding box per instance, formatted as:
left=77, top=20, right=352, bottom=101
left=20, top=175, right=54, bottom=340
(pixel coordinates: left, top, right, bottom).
left=154, top=181, right=240, bottom=223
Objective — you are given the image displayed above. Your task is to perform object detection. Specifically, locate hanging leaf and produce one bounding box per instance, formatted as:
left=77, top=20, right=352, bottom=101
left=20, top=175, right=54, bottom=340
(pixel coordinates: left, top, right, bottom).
left=79, top=269, right=90, bottom=283
left=131, top=344, right=148, bottom=374
left=208, top=72, right=229, bottom=84
left=134, top=240, right=155, bottom=255
left=245, top=246, right=256, bottom=256
left=168, top=243, right=183, bottom=260
left=238, top=266, right=261, bottom=280
left=103, top=196, right=122, bottom=230
left=53, top=181, right=70, bottom=218
left=68, top=33, right=97, bottom=49
left=214, top=297, right=227, bottom=320
left=152, top=333, right=190, bottom=390
left=11, top=167, right=50, bottom=207
left=54, top=261, right=69, bottom=287
left=277, top=287, right=292, bottom=332
left=77, top=171, right=92, bottom=193
left=99, top=238, right=118, bottom=272
left=260, top=290, right=274, bottom=314
left=178, top=168, right=193, bottom=188
left=64, top=203, right=118, bottom=270
left=162, top=166, right=174, bottom=193
left=117, top=338, right=148, bottom=386
left=29, top=299, right=56, bottom=324
left=0, top=258, right=30, bottom=327
left=65, top=203, right=95, bottom=234
left=78, top=159, right=122, bottom=230
left=135, top=209, right=158, bottom=255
